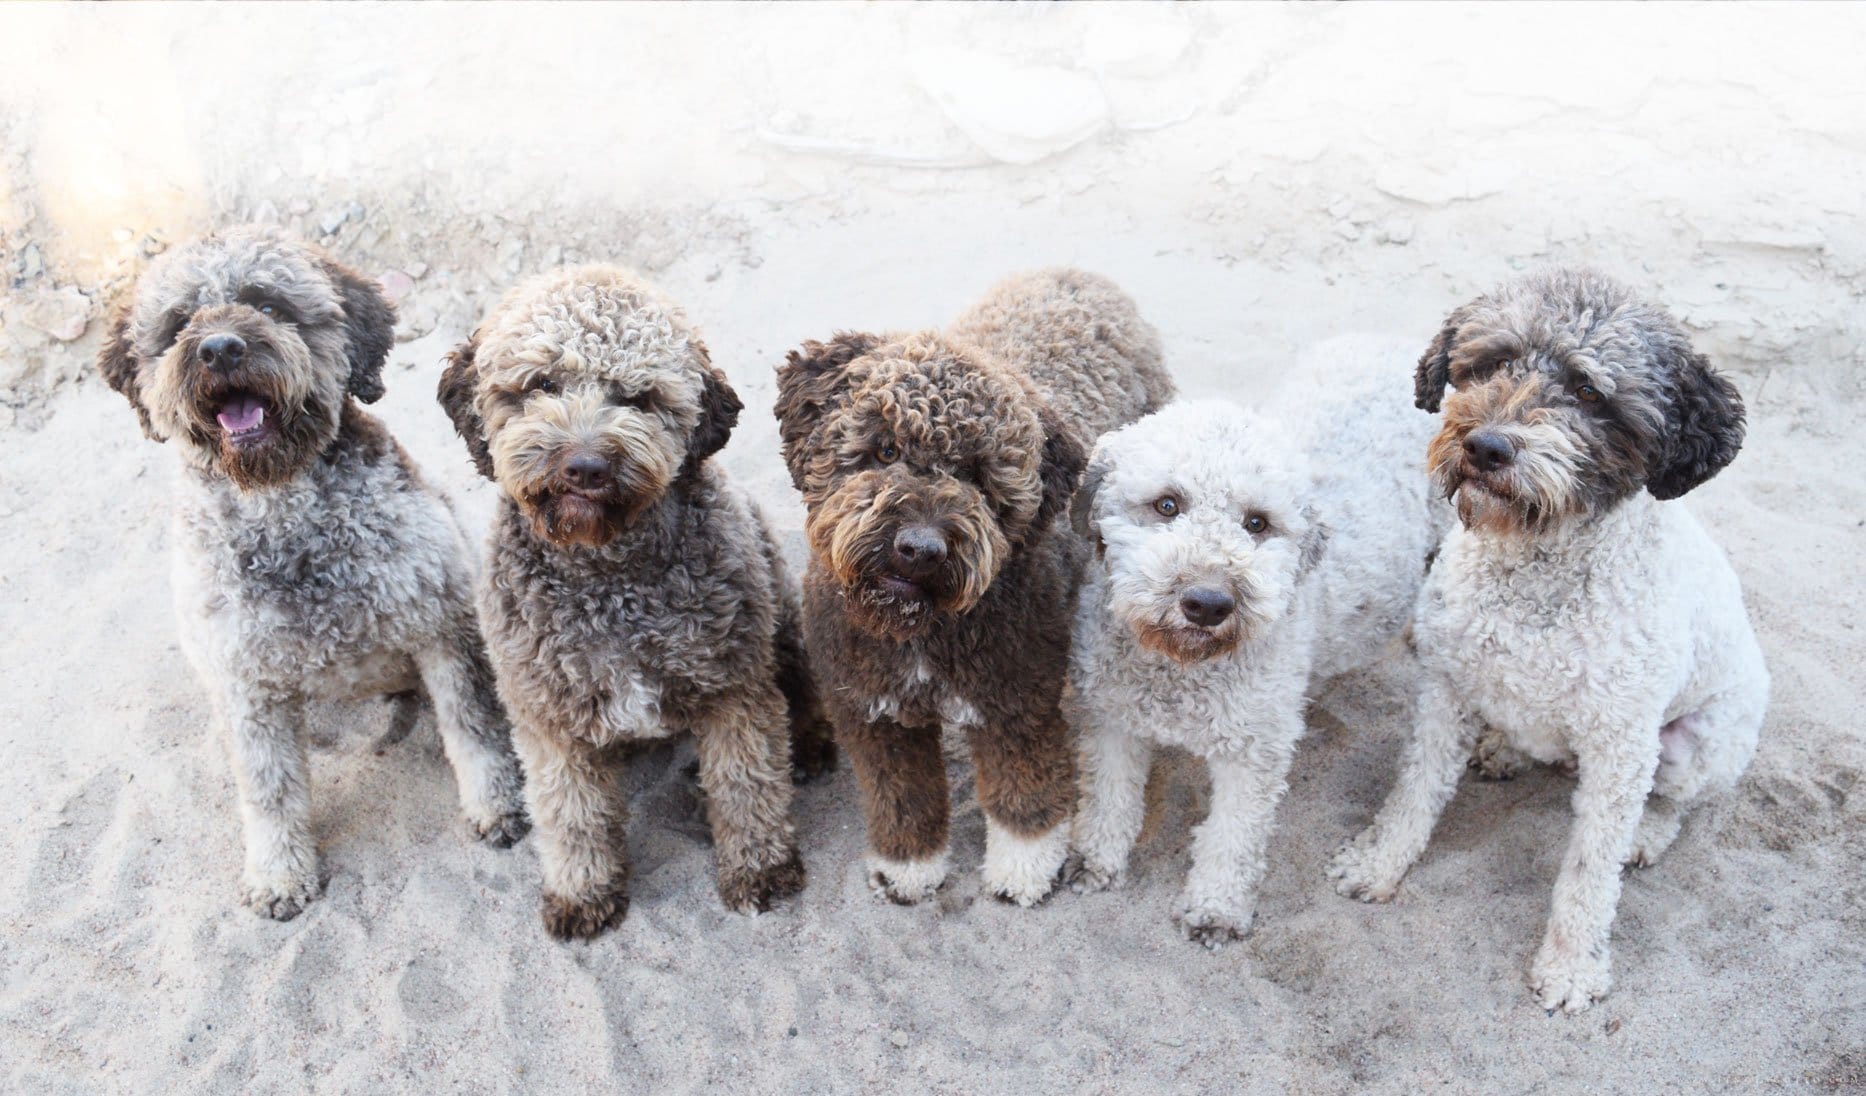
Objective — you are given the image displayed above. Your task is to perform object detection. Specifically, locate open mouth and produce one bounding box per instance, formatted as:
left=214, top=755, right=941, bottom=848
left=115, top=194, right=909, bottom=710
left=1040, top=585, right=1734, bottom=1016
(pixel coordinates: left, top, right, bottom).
left=214, top=391, right=273, bottom=446
left=879, top=574, right=928, bottom=601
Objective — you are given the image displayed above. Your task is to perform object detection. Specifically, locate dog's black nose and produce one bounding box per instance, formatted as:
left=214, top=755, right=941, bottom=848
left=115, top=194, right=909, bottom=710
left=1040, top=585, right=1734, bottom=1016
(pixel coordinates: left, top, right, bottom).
left=1180, top=585, right=1235, bottom=628
left=562, top=453, right=611, bottom=491
left=892, top=525, right=948, bottom=579
left=1463, top=431, right=1514, bottom=473
left=198, top=333, right=246, bottom=371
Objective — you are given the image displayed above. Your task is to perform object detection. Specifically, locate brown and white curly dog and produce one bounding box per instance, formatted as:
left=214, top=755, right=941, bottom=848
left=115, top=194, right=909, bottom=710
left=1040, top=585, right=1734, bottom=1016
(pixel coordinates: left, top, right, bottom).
left=439, top=266, right=835, bottom=940
left=776, top=269, right=1173, bottom=906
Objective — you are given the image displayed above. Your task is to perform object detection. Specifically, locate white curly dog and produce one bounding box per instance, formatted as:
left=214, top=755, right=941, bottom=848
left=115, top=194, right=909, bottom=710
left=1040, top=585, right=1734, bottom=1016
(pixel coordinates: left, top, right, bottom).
left=1328, top=269, right=1769, bottom=1013
left=1066, top=336, right=1446, bottom=946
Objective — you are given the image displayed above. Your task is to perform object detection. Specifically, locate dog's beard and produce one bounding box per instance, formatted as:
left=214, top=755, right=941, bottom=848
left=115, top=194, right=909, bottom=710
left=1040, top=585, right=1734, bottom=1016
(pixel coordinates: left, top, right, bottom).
left=164, top=347, right=334, bottom=490
left=1108, top=563, right=1276, bottom=666
left=493, top=414, right=680, bottom=550
left=805, top=484, right=1008, bottom=640
left=1431, top=386, right=1590, bottom=538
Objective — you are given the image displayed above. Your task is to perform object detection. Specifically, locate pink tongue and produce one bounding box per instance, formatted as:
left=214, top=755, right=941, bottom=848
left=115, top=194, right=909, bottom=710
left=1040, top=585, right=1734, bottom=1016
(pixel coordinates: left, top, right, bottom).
left=216, top=396, right=265, bottom=433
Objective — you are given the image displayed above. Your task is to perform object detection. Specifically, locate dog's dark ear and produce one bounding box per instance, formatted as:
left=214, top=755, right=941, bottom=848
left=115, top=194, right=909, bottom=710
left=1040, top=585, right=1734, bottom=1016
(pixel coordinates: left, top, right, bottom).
left=1034, top=407, right=1088, bottom=535
left=98, top=305, right=163, bottom=441
left=323, top=259, right=397, bottom=404
left=1414, top=305, right=1469, bottom=413
left=437, top=331, right=495, bottom=480
left=1297, top=507, right=1331, bottom=580
left=1649, top=350, right=1745, bottom=500
left=774, top=331, right=878, bottom=490
left=685, top=343, right=743, bottom=475
left=1070, top=453, right=1108, bottom=546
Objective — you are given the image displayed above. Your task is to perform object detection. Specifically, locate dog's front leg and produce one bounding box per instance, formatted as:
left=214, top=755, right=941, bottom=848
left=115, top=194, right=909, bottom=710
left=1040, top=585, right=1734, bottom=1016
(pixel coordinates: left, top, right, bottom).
left=1328, top=675, right=1480, bottom=902
left=416, top=625, right=529, bottom=848
left=693, top=686, right=805, bottom=914
left=969, top=707, right=1075, bottom=907
left=1066, top=709, right=1152, bottom=894
left=1529, top=731, right=1660, bottom=1014
left=1175, top=726, right=1299, bottom=948
left=223, top=688, right=320, bottom=920
left=512, top=724, right=628, bottom=940
left=841, top=717, right=950, bottom=904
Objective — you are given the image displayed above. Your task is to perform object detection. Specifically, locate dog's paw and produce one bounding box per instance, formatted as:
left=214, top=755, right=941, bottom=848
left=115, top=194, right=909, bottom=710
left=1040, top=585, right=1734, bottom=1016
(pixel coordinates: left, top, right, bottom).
left=1469, top=730, right=1534, bottom=781
left=470, top=809, right=531, bottom=849
left=541, top=890, right=628, bottom=941
left=241, top=872, right=321, bottom=922
left=1326, top=835, right=1403, bottom=903
left=789, top=724, right=839, bottom=784
left=1530, top=943, right=1612, bottom=1014
left=1063, top=852, right=1123, bottom=895
left=866, top=852, right=949, bottom=906
left=1173, top=902, right=1253, bottom=950
left=720, top=849, right=807, bottom=914
left=981, top=823, right=1067, bottom=908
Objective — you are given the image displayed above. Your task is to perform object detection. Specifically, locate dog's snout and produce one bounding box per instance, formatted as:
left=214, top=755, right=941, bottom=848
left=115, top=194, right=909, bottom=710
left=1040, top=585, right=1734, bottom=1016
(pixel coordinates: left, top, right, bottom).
left=1179, top=585, right=1235, bottom=628
left=1463, top=431, right=1514, bottom=473
left=198, top=333, right=246, bottom=371
left=891, top=525, right=948, bottom=579
left=561, top=453, right=611, bottom=492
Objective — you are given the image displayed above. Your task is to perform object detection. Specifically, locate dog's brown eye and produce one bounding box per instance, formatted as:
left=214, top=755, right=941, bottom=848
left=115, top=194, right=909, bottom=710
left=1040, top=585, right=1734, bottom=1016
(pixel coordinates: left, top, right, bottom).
left=1244, top=513, right=1269, bottom=534
left=257, top=303, right=277, bottom=318
left=1153, top=495, right=1180, bottom=518
left=1576, top=384, right=1602, bottom=403
left=526, top=376, right=558, bottom=395
left=876, top=442, right=900, bottom=465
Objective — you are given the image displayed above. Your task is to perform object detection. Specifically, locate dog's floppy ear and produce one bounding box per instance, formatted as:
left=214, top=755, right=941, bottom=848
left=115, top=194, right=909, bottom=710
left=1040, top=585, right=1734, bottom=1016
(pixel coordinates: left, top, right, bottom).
left=1297, top=506, right=1331, bottom=580
left=322, top=258, right=397, bottom=404
left=685, top=341, right=743, bottom=475
left=774, top=331, right=878, bottom=490
left=1414, top=304, right=1470, bottom=414
left=97, top=304, right=163, bottom=442
left=1648, top=349, right=1746, bottom=500
left=1034, top=406, right=1089, bottom=535
left=437, top=331, right=495, bottom=480
left=1070, top=451, right=1109, bottom=547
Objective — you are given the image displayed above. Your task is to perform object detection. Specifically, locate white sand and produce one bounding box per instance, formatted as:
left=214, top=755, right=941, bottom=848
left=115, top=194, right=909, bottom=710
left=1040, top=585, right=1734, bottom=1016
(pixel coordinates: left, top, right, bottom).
left=2, top=5, right=1862, bottom=1092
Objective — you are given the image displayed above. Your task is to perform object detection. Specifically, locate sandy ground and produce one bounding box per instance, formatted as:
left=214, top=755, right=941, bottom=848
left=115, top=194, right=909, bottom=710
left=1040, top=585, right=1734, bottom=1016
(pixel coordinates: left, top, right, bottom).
left=2, top=5, right=1863, bottom=1094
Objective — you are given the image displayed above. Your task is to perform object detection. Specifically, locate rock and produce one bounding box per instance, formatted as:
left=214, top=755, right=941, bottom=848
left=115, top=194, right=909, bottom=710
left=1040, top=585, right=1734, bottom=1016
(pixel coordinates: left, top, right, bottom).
left=1084, top=11, right=1193, bottom=78
left=888, top=1029, right=909, bottom=1049
left=1373, top=160, right=1516, bottom=206
left=20, top=243, right=42, bottom=279
left=911, top=48, right=1107, bottom=166
left=404, top=261, right=429, bottom=280
left=22, top=286, right=92, bottom=342
left=378, top=269, right=416, bottom=303
left=317, top=205, right=352, bottom=236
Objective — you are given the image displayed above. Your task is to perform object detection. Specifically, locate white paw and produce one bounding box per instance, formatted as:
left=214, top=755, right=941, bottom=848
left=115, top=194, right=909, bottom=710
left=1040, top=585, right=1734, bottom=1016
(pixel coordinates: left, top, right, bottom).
left=1530, top=943, right=1613, bottom=1014
left=1327, top=832, right=1404, bottom=903
left=982, top=821, right=1067, bottom=908
left=240, top=870, right=321, bottom=921
left=1063, top=851, right=1124, bottom=895
left=1173, top=900, right=1254, bottom=950
left=866, top=850, right=949, bottom=905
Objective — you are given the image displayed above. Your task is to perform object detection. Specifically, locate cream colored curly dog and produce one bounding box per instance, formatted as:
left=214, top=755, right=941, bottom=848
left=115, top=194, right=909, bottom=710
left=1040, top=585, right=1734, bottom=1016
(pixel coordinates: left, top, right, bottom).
left=1066, top=337, right=1445, bottom=946
left=1329, top=268, right=1768, bottom=1014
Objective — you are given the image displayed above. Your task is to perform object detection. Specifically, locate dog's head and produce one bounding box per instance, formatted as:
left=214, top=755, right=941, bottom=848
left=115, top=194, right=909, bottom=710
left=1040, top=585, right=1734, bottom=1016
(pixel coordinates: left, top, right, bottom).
left=97, top=226, right=396, bottom=489
left=775, top=330, right=1085, bottom=640
left=438, top=266, right=740, bottom=549
left=1071, top=401, right=1327, bottom=664
left=1412, top=268, right=1746, bottom=536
